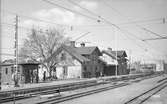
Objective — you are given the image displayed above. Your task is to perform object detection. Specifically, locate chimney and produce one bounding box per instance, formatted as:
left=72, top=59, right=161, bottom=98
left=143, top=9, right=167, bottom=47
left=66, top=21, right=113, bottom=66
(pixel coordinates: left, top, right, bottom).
left=70, top=41, right=75, bottom=47
left=108, top=47, right=112, bottom=51
left=80, top=42, right=85, bottom=47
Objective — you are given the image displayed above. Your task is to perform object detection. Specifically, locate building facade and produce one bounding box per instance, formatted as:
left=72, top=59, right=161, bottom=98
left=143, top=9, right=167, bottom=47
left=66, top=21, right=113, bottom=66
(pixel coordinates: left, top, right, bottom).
left=101, top=48, right=128, bottom=76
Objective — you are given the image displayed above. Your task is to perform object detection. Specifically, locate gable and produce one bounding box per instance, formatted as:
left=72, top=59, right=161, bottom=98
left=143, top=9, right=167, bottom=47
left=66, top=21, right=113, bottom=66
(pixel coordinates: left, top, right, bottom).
left=111, top=51, right=127, bottom=57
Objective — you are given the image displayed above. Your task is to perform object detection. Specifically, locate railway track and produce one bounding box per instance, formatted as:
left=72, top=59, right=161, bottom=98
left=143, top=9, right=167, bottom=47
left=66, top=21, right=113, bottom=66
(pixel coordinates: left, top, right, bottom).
left=0, top=81, right=103, bottom=103
left=36, top=82, right=129, bottom=104
left=35, top=74, right=162, bottom=104
left=0, top=73, right=162, bottom=103
left=124, top=80, right=167, bottom=104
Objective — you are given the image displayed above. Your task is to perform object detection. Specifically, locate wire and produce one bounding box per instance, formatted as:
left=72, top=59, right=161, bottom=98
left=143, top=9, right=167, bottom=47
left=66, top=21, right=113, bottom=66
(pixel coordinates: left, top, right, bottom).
left=1, top=22, right=67, bottom=39
left=42, top=0, right=99, bottom=21
left=102, top=0, right=166, bottom=24
left=0, top=48, right=15, bottom=50
left=67, top=0, right=142, bottom=40
left=142, top=36, right=167, bottom=41
left=101, top=0, right=165, bottom=38
left=0, top=53, right=29, bottom=58
left=68, top=0, right=166, bottom=57
left=68, top=0, right=100, bottom=18
left=3, top=9, right=70, bottom=27
left=142, top=27, right=166, bottom=38
left=68, top=0, right=150, bottom=55
left=74, top=32, right=90, bottom=41
left=101, top=0, right=167, bottom=56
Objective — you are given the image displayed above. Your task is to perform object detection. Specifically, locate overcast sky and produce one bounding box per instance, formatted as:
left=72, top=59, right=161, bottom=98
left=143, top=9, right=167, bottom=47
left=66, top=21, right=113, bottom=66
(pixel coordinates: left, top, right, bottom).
left=1, top=0, right=167, bottom=63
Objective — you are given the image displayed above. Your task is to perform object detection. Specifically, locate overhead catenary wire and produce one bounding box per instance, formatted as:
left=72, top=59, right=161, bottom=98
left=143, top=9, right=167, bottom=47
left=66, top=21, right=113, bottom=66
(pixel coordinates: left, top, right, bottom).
left=142, top=36, right=167, bottom=41
left=2, top=9, right=71, bottom=28
left=101, top=0, right=167, bottom=56
left=142, top=27, right=166, bottom=38
left=67, top=0, right=166, bottom=58
left=2, top=0, right=166, bottom=59
left=42, top=0, right=100, bottom=21
left=67, top=0, right=157, bottom=65
left=2, top=9, right=166, bottom=29
left=101, top=0, right=166, bottom=38
left=67, top=0, right=143, bottom=41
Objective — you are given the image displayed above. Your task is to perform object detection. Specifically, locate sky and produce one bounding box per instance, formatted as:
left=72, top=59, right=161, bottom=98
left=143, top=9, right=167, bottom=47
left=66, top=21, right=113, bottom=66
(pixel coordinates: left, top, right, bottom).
left=1, top=0, right=167, bottom=63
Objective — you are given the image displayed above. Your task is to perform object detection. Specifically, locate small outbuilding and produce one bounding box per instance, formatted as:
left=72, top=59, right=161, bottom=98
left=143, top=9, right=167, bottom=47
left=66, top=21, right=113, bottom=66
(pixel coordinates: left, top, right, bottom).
left=0, top=59, right=40, bottom=85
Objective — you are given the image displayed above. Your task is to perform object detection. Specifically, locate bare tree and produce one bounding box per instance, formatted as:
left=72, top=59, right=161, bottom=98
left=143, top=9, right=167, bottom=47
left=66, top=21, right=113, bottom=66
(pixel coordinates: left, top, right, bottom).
left=19, top=28, right=69, bottom=77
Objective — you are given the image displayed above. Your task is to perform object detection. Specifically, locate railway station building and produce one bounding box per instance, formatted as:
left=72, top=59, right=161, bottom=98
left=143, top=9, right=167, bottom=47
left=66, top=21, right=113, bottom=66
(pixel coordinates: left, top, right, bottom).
left=46, top=41, right=103, bottom=79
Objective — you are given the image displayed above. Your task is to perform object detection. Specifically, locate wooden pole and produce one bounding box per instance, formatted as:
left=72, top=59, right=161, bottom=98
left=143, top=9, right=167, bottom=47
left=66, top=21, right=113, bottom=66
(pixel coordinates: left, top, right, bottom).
left=0, top=0, right=2, bottom=90
left=14, top=15, right=19, bottom=87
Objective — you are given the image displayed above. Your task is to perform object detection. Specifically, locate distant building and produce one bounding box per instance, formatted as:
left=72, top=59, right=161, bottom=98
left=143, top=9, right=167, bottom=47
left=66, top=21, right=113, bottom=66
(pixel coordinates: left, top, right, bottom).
left=140, top=64, right=156, bottom=73
left=155, top=60, right=165, bottom=72
left=164, top=63, right=167, bottom=74
left=46, top=41, right=103, bottom=79
left=101, top=48, right=128, bottom=76
left=129, top=61, right=142, bottom=74
left=0, top=59, right=40, bottom=85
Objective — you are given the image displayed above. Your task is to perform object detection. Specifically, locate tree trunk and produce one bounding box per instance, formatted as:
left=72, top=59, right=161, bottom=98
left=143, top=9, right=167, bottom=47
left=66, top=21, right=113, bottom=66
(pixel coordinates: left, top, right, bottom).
left=49, top=68, right=52, bottom=78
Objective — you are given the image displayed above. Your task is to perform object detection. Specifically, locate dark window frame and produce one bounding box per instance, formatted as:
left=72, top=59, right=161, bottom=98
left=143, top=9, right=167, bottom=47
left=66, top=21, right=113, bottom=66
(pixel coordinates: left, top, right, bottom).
left=5, top=68, right=8, bottom=74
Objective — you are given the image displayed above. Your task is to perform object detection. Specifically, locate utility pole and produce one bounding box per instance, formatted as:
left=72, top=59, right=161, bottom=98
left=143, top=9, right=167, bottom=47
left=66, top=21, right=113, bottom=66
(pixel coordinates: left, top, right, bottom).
left=114, top=27, right=118, bottom=76
left=14, top=15, right=19, bottom=87
left=129, top=50, right=132, bottom=74
left=0, top=0, right=2, bottom=90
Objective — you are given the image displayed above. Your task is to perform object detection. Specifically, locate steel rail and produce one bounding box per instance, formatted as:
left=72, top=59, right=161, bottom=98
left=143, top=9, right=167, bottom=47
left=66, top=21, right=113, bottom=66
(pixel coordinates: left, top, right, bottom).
left=36, top=83, right=129, bottom=104
left=124, top=81, right=167, bottom=104
left=0, top=73, right=162, bottom=103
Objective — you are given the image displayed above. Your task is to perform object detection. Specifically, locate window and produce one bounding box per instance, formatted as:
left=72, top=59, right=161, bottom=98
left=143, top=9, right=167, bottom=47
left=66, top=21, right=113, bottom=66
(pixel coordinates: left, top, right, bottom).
left=11, top=66, right=14, bottom=74
left=84, top=66, right=87, bottom=71
left=5, top=68, right=8, bottom=74
left=61, top=53, right=66, bottom=61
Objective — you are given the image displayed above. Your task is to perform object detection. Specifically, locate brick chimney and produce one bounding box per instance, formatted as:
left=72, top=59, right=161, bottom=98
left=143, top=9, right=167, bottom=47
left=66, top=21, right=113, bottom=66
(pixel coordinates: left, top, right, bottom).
left=70, top=41, right=75, bottom=47
left=80, top=42, right=85, bottom=47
